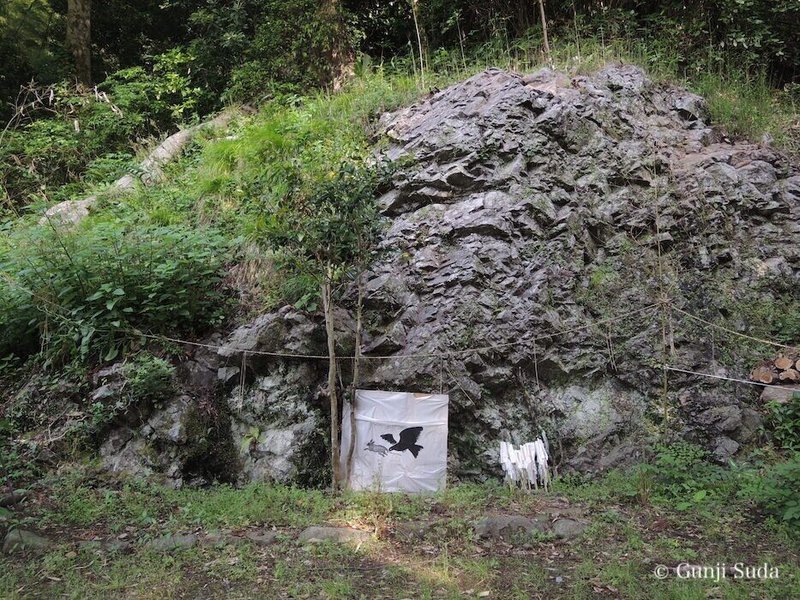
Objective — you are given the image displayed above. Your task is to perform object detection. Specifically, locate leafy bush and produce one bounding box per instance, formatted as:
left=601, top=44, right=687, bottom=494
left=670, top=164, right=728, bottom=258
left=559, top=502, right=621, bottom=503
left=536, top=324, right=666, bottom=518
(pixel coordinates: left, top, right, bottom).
left=185, top=0, right=350, bottom=102
left=647, top=442, right=738, bottom=510
left=555, top=442, right=737, bottom=513
left=0, top=221, right=230, bottom=363
left=123, top=353, right=176, bottom=404
left=103, top=48, right=208, bottom=126
left=765, top=393, right=800, bottom=452
left=0, top=418, right=40, bottom=487
left=740, top=453, right=800, bottom=527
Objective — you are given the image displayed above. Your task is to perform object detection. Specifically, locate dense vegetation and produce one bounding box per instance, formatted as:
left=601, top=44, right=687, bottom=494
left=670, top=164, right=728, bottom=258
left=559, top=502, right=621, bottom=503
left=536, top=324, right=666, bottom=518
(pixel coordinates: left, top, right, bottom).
left=0, top=3, right=799, bottom=594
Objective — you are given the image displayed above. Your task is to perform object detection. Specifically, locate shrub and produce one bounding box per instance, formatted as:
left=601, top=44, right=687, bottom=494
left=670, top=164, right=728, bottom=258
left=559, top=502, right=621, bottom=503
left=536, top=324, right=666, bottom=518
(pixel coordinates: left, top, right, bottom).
left=123, top=353, right=176, bottom=404
left=765, top=393, right=800, bottom=452
left=0, top=220, right=230, bottom=363
left=741, top=453, right=800, bottom=528
left=186, top=0, right=351, bottom=103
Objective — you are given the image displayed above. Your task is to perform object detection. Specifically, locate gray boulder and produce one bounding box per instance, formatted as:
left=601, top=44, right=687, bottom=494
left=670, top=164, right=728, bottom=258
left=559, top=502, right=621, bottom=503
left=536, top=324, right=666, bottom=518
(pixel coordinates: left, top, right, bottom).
left=3, top=529, right=53, bottom=554
left=95, top=65, right=799, bottom=483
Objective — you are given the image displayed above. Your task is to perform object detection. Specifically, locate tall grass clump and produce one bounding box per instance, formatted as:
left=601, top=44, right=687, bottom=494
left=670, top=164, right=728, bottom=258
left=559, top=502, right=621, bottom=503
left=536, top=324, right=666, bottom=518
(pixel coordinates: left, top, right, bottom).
left=192, top=69, right=419, bottom=237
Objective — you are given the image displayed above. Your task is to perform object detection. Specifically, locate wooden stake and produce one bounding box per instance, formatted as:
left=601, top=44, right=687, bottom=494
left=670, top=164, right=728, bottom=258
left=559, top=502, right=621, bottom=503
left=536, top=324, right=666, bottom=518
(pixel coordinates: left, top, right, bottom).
left=345, top=269, right=364, bottom=488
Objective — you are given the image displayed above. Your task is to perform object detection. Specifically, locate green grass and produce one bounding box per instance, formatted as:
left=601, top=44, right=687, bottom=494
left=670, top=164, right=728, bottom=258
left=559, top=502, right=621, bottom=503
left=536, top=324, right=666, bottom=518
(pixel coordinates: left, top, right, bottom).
left=2, top=464, right=798, bottom=600
left=38, top=470, right=336, bottom=533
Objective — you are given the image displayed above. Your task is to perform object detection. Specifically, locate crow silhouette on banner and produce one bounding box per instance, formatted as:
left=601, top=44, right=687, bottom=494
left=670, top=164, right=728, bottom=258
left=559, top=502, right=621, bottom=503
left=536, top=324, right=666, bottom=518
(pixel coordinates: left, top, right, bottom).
left=380, top=427, right=424, bottom=458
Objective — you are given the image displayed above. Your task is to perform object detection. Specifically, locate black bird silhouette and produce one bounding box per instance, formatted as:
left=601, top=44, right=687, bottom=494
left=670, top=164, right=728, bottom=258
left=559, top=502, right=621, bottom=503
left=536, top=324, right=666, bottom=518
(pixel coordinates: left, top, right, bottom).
left=381, top=427, right=424, bottom=458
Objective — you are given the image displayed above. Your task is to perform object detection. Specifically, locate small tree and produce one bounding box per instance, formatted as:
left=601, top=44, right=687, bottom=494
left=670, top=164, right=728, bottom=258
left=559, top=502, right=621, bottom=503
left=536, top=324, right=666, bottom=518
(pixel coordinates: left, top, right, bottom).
left=264, top=162, right=382, bottom=490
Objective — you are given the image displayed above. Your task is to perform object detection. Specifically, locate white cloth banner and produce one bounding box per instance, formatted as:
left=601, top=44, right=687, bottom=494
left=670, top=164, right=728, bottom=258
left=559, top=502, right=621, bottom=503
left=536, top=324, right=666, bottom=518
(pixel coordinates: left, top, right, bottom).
left=340, top=389, right=449, bottom=493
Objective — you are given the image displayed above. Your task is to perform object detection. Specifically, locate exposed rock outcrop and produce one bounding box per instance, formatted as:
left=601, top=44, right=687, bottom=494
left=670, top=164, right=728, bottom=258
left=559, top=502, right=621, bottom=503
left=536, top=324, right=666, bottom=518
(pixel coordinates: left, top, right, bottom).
left=100, top=65, right=799, bottom=484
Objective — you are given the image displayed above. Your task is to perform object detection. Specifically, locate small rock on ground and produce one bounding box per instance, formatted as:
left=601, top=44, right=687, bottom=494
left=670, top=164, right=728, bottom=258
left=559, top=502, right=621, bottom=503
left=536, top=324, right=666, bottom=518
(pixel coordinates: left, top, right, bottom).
left=474, top=515, right=550, bottom=540
left=148, top=533, right=199, bottom=552
left=0, top=490, right=29, bottom=508
left=298, top=526, right=371, bottom=544
left=78, top=539, right=132, bottom=554
left=244, top=530, right=279, bottom=546
left=552, top=518, right=588, bottom=540
left=394, top=521, right=430, bottom=540
left=3, top=529, right=53, bottom=554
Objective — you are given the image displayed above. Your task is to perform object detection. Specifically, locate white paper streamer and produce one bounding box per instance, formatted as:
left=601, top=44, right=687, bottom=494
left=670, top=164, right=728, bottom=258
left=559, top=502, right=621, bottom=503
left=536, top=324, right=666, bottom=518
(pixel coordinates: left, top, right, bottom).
left=499, top=433, right=550, bottom=491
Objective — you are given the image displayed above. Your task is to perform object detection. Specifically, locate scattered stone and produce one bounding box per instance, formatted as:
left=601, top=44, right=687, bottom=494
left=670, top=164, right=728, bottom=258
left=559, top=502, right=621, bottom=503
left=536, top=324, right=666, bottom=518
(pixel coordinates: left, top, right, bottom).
left=395, top=521, right=430, bottom=541
left=200, top=531, right=230, bottom=547
left=148, top=533, right=199, bottom=552
left=711, top=436, right=740, bottom=463
left=78, top=539, right=132, bottom=554
left=474, top=516, right=549, bottom=540
left=297, top=527, right=371, bottom=544
left=0, top=490, right=28, bottom=508
left=104, top=539, right=133, bottom=554
left=3, top=529, right=53, bottom=554
left=552, top=518, right=588, bottom=540
left=244, top=530, right=279, bottom=546
left=761, top=386, right=800, bottom=404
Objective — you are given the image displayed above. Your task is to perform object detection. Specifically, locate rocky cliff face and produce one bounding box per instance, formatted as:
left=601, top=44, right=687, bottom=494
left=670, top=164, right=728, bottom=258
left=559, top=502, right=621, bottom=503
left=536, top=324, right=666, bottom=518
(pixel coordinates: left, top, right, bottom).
left=99, top=65, right=800, bottom=486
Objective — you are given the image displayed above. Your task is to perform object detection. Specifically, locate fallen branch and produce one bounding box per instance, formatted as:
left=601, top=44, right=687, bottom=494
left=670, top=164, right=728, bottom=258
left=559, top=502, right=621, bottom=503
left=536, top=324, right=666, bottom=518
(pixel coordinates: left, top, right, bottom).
left=40, top=110, right=236, bottom=226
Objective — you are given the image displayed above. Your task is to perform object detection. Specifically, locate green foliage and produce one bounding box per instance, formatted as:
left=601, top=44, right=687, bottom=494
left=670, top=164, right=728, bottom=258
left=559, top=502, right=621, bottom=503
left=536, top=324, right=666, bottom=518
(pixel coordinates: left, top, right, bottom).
left=0, top=221, right=229, bottom=363
left=694, top=71, right=800, bottom=153
left=765, top=393, right=800, bottom=452
left=648, top=442, right=735, bottom=511
left=196, top=71, right=415, bottom=224
left=0, top=0, right=64, bottom=112
left=557, top=442, right=800, bottom=534
left=103, top=48, right=208, bottom=126
left=0, top=418, right=40, bottom=487
left=263, top=161, right=385, bottom=285
left=226, top=1, right=348, bottom=101
left=184, top=0, right=350, bottom=102
left=741, top=453, right=800, bottom=527
left=176, top=483, right=334, bottom=528
left=45, top=471, right=334, bottom=530
left=0, top=51, right=206, bottom=212
left=556, top=443, right=735, bottom=513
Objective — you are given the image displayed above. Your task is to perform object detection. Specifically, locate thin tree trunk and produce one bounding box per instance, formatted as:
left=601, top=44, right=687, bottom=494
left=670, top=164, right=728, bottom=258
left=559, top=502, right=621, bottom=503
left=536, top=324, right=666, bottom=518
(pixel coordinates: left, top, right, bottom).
left=321, top=270, right=341, bottom=490
left=411, top=0, right=426, bottom=89
left=319, top=0, right=354, bottom=89
left=67, top=0, right=92, bottom=86
left=345, top=269, right=364, bottom=487
left=536, top=0, right=551, bottom=66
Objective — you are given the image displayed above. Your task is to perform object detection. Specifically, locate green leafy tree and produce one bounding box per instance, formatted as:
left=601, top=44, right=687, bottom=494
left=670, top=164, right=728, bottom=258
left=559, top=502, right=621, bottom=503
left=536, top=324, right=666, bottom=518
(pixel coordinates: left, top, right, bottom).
left=263, top=163, right=382, bottom=490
